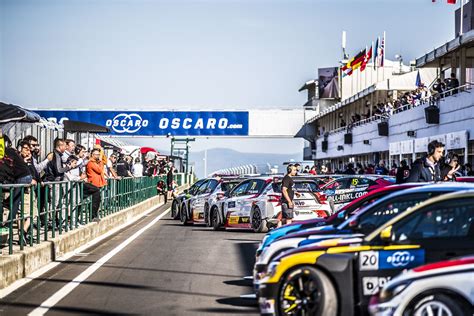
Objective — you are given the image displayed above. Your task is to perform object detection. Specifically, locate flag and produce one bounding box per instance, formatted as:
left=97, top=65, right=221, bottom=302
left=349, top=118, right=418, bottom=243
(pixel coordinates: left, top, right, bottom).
left=341, top=60, right=353, bottom=77
left=378, top=34, right=385, bottom=67
left=416, top=70, right=422, bottom=87
left=373, top=37, right=379, bottom=70
left=361, top=46, right=372, bottom=72
left=350, top=49, right=366, bottom=71
left=447, top=0, right=456, bottom=4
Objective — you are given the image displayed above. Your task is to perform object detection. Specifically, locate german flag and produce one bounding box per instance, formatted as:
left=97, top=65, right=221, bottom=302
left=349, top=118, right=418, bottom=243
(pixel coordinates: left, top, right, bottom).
left=350, top=49, right=366, bottom=71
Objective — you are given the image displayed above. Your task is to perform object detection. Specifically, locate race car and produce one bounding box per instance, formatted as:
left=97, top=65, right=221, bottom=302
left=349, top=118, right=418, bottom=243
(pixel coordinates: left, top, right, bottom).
left=253, top=183, right=473, bottom=294
left=322, top=175, right=395, bottom=212
left=257, top=189, right=474, bottom=316
left=170, top=178, right=207, bottom=219
left=256, top=183, right=423, bottom=258
left=221, top=176, right=331, bottom=233
left=369, top=256, right=474, bottom=316
left=179, top=176, right=243, bottom=225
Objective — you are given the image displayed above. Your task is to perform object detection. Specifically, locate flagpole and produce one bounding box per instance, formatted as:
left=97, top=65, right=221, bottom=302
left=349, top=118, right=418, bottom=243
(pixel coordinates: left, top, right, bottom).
left=382, top=31, right=386, bottom=81
left=460, top=0, right=464, bottom=36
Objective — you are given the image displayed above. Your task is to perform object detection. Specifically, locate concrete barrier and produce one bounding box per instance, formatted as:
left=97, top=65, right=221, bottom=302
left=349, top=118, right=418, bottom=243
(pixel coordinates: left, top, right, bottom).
left=0, top=194, right=165, bottom=289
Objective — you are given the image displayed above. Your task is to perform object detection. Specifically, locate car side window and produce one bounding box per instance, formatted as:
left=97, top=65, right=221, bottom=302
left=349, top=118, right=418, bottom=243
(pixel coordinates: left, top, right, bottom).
left=392, top=198, right=474, bottom=242
left=189, top=180, right=204, bottom=195
left=196, top=180, right=210, bottom=194
left=206, top=180, right=219, bottom=193
left=231, top=181, right=250, bottom=197
left=356, top=193, right=433, bottom=234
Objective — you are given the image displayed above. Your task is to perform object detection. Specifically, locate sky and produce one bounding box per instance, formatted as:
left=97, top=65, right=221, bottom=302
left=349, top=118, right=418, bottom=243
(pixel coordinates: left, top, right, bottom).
left=0, top=0, right=457, bottom=157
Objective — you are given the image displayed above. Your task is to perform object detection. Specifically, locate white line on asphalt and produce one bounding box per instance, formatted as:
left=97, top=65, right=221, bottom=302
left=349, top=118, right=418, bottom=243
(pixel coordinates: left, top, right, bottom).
left=28, top=207, right=170, bottom=316
left=0, top=201, right=165, bottom=300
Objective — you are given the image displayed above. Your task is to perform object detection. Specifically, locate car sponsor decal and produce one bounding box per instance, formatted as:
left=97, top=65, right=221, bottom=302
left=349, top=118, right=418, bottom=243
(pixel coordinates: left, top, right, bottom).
left=360, top=249, right=425, bottom=271
left=332, top=191, right=368, bottom=204
left=228, top=216, right=250, bottom=225
left=228, top=201, right=236, bottom=208
left=362, top=277, right=391, bottom=296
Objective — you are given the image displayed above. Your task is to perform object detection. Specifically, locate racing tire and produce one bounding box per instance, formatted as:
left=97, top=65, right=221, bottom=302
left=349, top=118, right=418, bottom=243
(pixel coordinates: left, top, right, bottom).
left=404, top=293, right=470, bottom=316
left=278, top=266, right=337, bottom=316
left=171, top=199, right=180, bottom=220
left=210, top=206, right=223, bottom=231
left=204, top=204, right=211, bottom=227
left=251, top=207, right=268, bottom=233
left=180, top=203, right=193, bottom=226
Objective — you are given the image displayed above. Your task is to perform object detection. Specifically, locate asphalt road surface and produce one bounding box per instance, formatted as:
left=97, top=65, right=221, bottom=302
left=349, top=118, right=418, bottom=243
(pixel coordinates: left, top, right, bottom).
left=0, top=202, right=262, bottom=315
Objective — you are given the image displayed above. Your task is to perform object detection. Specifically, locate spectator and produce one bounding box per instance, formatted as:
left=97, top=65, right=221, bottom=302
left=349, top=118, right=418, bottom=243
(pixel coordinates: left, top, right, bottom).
left=166, top=164, right=174, bottom=200
left=303, top=166, right=310, bottom=173
left=406, top=140, right=444, bottom=182
left=320, top=165, right=329, bottom=175
left=132, top=158, right=143, bottom=177
left=344, top=163, right=356, bottom=175
left=389, top=163, right=397, bottom=176
left=396, top=160, right=410, bottom=184
left=106, top=153, right=119, bottom=179
left=446, top=72, right=459, bottom=95
left=375, top=161, right=389, bottom=175
left=116, top=154, right=133, bottom=178
left=432, top=78, right=446, bottom=96
left=86, top=148, right=106, bottom=221
left=23, top=135, right=52, bottom=174
left=62, top=139, right=76, bottom=163
left=365, top=164, right=375, bottom=174
left=309, top=166, right=317, bottom=175
left=156, top=180, right=167, bottom=203
left=465, top=163, right=474, bottom=176
left=441, top=152, right=460, bottom=181
left=340, top=118, right=347, bottom=128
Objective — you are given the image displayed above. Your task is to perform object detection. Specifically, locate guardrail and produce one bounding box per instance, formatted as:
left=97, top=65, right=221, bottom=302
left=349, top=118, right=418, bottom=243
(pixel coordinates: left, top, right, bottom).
left=1, top=174, right=191, bottom=255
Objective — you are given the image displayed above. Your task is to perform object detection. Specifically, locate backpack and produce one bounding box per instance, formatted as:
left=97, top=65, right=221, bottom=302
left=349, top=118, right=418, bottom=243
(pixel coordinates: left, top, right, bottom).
left=0, top=156, right=15, bottom=184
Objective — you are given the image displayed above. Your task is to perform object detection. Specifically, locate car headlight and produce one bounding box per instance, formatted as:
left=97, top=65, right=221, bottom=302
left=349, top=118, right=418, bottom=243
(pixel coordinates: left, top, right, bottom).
left=267, top=261, right=280, bottom=279
left=379, top=282, right=411, bottom=303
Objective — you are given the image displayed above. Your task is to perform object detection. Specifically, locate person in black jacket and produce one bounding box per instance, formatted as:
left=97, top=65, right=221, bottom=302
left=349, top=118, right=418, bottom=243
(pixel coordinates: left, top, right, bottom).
left=441, top=152, right=460, bottom=181
left=406, top=140, right=444, bottom=183
left=395, top=160, right=411, bottom=184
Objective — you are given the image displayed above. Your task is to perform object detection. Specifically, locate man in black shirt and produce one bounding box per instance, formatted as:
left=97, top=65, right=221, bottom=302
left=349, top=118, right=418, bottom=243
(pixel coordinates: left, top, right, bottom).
left=406, top=140, right=444, bottom=182
left=116, top=155, right=133, bottom=178
left=395, top=160, right=410, bottom=184
left=278, top=164, right=300, bottom=228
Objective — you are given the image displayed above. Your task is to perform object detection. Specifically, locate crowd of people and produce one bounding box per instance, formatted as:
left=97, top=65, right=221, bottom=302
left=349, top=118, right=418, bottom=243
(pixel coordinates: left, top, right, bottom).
left=0, top=134, right=176, bottom=245
left=305, top=141, right=473, bottom=184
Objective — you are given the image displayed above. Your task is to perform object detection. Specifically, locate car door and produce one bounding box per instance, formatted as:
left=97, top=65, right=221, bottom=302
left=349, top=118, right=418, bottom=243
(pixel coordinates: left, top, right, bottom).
left=187, top=180, right=209, bottom=219
left=192, top=179, right=219, bottom=216
left=390, top=197, right=474, bottom=263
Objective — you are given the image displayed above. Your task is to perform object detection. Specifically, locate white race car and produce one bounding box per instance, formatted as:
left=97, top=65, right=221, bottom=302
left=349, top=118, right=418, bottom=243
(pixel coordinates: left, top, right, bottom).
left=369, top=256, right=474, bottom=316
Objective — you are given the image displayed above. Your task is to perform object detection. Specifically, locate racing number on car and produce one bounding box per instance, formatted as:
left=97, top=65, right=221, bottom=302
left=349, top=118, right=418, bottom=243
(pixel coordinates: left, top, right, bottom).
left=351, top=178, right=359, bottom=186
left=359, top=251, right=379, bottom=271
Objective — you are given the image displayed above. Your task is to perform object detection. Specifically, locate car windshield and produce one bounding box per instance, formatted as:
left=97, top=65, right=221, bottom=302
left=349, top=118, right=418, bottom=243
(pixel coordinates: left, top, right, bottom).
left=337, top=192, right=441, bottom=232
left=221, top=181, right=240, bottom=192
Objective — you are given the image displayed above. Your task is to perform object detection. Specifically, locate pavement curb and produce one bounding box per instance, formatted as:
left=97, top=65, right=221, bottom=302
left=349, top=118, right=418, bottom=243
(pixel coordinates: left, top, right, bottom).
left=0, top=194, right=164, bottom=289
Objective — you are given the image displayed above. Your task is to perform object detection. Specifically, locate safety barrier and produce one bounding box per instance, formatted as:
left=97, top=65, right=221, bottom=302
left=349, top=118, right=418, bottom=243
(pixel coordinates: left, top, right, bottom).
left=1, top=174, right=190, bottom=255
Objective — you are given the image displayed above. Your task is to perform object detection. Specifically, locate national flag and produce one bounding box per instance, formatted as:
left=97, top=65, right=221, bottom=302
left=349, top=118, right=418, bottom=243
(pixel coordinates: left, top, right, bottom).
left=416, top=70, right=422, bottom=87
left=378, top=35, right=385, bottom=67
left=341, top=61, right=353, bottom=77
left=350, top=49, right=366, bottom=71
left=361, top=46, right=372, bottom=72
left=373, top=37, right=379, bottom=70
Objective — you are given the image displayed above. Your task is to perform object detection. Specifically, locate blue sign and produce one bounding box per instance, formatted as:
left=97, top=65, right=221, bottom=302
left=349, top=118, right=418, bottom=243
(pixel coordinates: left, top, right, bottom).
left=378, top=249, right=425, bottom=270
left=36, top=111, right=249, bottom=136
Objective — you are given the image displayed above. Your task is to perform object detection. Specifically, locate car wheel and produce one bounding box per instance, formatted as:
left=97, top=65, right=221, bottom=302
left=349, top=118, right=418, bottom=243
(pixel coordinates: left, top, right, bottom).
left=180, top=203, right=192, bottom=226
left=278, top=266, right=337, bottom=316
left=211, top=206, right=223, bottom=231
left=204, top=204, right=211, bottom=227
left=171, top=199, right=180, bottom=220
left=406, top=294, right=470, bottom=316
left=251, top=207, right=268, bottom=233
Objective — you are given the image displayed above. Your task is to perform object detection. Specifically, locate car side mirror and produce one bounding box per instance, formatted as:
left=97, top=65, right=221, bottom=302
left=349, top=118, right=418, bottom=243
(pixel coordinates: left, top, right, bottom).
left=380, top=226, right=393, bottom=241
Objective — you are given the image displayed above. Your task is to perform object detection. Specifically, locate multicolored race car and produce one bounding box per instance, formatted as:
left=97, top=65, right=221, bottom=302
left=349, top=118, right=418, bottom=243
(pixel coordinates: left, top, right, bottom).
left=322, top=175, right=395, bottom=212
left=257, top=190, right=474, bottom=316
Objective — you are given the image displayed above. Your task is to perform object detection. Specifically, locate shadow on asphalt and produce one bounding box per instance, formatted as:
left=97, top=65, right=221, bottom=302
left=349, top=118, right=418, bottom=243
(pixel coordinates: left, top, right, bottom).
left=0, top=301, right=137, bottom=315
left=223, top=279, right=253, bottom=287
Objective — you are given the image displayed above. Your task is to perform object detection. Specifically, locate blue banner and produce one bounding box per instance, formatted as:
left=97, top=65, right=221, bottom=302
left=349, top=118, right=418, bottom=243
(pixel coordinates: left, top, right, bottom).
left=36, top=110, right=249, bottom=136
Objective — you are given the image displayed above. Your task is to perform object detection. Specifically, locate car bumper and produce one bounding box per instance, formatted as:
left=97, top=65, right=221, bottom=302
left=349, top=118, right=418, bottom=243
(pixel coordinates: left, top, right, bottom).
left=258, top=281, right=280, bottom=316
left=368, top=295, right=399, bottom=316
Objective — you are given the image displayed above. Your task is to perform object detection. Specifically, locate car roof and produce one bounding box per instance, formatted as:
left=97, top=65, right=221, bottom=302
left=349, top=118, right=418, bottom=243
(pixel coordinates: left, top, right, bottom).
left=365, top=190, right=474, bottom=242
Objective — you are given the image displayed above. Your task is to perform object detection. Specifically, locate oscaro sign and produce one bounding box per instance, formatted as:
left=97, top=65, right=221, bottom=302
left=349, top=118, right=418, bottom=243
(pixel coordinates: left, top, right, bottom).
left=105, top=113, right=149, bottom=134
left=158, top=117, right=229, bottom=130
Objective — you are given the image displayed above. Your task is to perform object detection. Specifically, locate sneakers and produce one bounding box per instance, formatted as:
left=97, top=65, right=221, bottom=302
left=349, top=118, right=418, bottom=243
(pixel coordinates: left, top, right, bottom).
left=91, top=217, right=101, bottom=223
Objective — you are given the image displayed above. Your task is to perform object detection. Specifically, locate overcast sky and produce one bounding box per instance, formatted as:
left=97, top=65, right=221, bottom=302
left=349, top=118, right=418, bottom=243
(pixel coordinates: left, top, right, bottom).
left=0, top=0, right=456, bottom=154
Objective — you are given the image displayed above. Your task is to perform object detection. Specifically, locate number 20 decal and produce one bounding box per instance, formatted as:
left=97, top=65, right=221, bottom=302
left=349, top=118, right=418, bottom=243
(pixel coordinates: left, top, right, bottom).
left=360, top=251, right=379, bottom=270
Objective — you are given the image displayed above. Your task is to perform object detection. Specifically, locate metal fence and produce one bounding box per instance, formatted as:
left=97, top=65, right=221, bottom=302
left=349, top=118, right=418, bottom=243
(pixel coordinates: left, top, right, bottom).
left=0, top=174, right=189, bottom=255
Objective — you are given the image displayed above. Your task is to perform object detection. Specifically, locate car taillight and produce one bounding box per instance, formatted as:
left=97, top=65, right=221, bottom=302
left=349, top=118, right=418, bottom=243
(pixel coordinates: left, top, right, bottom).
left=315, top=192, right=327, bottom=203
left=313, top=210, right=329, bottom=218
left=267, top=194, right=281, bottom=203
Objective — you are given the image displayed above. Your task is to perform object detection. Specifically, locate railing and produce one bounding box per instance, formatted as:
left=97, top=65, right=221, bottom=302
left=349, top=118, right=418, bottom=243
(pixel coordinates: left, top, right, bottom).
left=321, top=83, right=472, bottom=136
left=0, top=176, right=171, bottom=255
